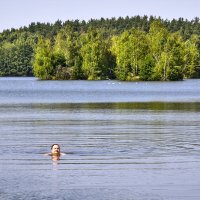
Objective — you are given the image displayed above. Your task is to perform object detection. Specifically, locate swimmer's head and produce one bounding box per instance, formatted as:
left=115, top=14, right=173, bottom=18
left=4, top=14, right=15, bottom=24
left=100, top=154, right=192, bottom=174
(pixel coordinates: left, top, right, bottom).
left=51, top=144, right=60, bottom=156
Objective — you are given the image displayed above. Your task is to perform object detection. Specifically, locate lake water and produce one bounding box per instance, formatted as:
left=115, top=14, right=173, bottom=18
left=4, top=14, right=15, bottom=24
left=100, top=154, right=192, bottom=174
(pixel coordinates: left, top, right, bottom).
left=0, top=77, right=200, bottom=200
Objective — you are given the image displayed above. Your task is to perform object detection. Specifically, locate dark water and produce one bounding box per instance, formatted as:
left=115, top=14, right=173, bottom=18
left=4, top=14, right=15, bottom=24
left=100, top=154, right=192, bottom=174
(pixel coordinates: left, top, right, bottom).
left=0, top=77, right=200, bottom=200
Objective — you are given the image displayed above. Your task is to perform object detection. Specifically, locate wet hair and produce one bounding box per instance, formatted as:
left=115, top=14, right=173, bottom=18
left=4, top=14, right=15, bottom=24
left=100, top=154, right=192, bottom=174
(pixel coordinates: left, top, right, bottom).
left=51, top=144, right=60, bottom=149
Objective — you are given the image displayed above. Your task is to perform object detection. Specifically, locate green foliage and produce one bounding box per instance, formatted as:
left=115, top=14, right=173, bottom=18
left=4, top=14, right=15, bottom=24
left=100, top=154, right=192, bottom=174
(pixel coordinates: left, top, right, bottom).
left=139, top=54, right=155, bottom=81
left=71, top=55, right=84, bottom=79
left=111, top=29, right=148, bottom=80
left=54, top=27, right=80, bottom=67
left=80, top=28, right=115, bottom=80
left=33, top=37, right=69, bottom=80
left=0, top=32, right=34, bottom=76
left=33, top=37, right=53, bottom=79
left=167, top=66, right=183, bottom=81
left=54, top=26, right=85, bottom=79
left=1, top=16, right=200, bottom=80
left=182, top=35, right=200, bottom=78
left=147, top=20, right=169, bottom=64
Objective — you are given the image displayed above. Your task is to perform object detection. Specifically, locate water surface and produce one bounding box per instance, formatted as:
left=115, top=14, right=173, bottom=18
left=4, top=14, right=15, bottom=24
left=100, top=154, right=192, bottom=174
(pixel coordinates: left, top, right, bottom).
left=0, top=78, right=200, bottom=200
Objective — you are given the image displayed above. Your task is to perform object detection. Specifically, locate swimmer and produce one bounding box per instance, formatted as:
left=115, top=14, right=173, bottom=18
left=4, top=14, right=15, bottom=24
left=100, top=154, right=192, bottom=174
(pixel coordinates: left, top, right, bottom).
left=45, top=144, right=65, bottom=160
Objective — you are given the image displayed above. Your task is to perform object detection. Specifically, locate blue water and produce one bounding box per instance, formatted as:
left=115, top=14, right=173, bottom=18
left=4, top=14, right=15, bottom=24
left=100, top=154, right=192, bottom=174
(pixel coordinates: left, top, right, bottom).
left=0, top=77, right=200, bottom=200
left=0, top=77, right=200, bottom=104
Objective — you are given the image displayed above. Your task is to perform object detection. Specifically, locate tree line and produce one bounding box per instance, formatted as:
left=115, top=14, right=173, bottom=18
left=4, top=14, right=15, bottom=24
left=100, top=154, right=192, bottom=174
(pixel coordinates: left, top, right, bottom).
left=0, top=16, right=200, bottom=80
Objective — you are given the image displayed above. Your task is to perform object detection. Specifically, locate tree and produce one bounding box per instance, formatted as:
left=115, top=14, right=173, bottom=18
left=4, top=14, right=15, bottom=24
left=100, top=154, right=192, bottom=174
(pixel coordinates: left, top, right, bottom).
left=54, top=27, right=83, bottom=79
left=111, top=29, right=148, bottom=80
left=153, top=32, right=184, bottom=81
left=33, top=37, right=54, bottom=79
left=147, top=20, right=169, bottom=63
left=80, top=28, right=114, bottom=80
left=183, top=34, right=200, bottom=78
left=139, top=54, right=155, bottom=81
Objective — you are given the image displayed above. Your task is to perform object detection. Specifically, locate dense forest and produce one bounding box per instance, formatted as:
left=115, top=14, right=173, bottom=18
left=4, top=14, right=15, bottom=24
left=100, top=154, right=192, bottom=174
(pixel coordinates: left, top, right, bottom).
left=1, top=15, right=200, bottom=80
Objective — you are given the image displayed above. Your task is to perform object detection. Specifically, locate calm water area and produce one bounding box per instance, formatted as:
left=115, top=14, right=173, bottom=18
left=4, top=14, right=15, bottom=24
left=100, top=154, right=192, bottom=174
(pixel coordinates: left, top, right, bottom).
left=0, top=77, right=200, bottom=200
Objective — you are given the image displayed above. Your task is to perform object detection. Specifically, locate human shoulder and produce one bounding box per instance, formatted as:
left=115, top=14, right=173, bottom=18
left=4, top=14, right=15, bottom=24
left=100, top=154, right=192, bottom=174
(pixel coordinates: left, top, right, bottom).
left=44, top=153, right=52, bottom=156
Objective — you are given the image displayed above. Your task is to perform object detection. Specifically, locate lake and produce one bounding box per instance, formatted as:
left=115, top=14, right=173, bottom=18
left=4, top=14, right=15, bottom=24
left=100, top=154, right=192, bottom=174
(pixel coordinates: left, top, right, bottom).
left=0, top=77, right=200, bottom=200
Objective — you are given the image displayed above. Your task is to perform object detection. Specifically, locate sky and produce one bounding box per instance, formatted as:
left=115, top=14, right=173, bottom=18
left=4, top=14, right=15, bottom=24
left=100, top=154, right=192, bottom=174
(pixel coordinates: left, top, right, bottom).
left=1, top=0, right=200, bottom=32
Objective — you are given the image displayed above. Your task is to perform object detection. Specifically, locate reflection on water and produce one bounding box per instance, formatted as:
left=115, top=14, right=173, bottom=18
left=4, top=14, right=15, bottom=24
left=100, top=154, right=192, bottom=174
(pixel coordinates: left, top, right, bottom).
left=0, top=78, right=200, bottom=199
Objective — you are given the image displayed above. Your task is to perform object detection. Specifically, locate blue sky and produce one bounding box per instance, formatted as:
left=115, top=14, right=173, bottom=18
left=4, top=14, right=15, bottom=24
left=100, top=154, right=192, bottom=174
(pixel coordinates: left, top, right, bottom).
left=1, top=0, right=200, bottom=32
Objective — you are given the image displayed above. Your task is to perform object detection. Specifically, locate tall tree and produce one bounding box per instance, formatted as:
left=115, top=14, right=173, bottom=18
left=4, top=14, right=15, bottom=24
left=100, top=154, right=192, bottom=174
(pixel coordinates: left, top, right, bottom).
left=80, top=28, right=114, bottom=80
left=33, top=37, right=54, bottom=79
left=111, top=29, right=148, bottom=80
left=183, top=34, right=200, bottom=78
left=147, top=20, right=169, bottom=80
left=54, top=27, right=83, bottom=79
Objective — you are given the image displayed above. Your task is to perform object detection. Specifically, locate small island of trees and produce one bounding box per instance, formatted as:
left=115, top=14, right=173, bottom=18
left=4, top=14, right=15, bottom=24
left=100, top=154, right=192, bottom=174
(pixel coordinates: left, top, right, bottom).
left=0, top=16, right=200, bottom=81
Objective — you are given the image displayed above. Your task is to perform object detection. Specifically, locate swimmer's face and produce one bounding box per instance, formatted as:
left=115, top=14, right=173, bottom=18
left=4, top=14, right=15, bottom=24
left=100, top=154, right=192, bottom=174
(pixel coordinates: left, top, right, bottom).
left=51, top=145, right=60, bottom=155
